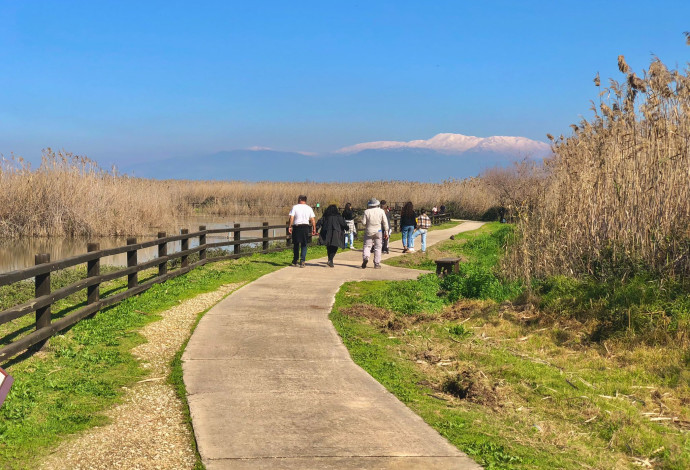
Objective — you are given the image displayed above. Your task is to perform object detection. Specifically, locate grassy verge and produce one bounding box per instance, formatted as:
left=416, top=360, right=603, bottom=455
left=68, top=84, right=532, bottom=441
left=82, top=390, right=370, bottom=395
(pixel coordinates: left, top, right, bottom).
left=329, top=224, right=690, bottom=469
left=169, top=309, right=209, bottom=470
left=0, top=244, right=331, bottom=470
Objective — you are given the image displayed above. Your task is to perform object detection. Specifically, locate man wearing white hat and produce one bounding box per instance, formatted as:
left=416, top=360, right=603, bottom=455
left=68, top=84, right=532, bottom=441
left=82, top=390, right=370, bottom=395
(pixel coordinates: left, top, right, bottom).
left=361, top=198, right=389, bottom=269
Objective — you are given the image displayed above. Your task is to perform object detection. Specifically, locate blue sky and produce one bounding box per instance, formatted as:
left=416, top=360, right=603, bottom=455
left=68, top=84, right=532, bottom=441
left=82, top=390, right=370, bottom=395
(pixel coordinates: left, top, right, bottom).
left=1, top=0, right=688, bottom=167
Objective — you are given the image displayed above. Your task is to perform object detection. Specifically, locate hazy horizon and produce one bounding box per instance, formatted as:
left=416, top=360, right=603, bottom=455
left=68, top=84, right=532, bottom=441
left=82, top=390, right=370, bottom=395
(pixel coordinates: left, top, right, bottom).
left=1, top=1, right=688, bottom=173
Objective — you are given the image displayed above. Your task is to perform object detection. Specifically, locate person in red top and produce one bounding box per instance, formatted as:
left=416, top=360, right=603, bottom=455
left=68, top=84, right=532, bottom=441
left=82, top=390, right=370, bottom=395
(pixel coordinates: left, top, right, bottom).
left=410, top=208, right=431, bottom=253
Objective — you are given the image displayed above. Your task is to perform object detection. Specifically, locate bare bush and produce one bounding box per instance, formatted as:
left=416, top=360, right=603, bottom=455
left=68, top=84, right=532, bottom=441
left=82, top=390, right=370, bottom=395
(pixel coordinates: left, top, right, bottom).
left=480, top=159, right=548, bottom=221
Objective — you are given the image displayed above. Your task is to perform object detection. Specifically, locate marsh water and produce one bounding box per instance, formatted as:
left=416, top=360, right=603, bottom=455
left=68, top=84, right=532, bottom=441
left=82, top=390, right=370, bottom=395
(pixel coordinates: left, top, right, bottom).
left=0, top=215, right=288, bottom=274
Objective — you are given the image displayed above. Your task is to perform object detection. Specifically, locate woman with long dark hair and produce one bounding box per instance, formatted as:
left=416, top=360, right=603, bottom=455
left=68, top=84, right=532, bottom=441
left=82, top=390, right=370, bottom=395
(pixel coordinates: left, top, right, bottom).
left=400, top=201, right=417, bottom=253
left=342, top=202, right=356, bottom=249
left=316, top=204, right=347, bottom=267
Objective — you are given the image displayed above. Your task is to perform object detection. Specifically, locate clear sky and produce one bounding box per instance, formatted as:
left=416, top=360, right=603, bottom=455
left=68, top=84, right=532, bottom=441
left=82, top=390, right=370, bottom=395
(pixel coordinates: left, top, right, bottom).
left=1, top=0, right=688, bottom=167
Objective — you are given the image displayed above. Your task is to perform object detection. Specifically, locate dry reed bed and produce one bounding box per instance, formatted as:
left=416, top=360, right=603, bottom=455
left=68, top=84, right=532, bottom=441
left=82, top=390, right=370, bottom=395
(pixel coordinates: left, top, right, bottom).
left=507, top=54, right=690, bottom=280
left=173, top=177, right=495, bottom=217
left=0, top=152, right=181, bottom=238
left=0, top=151, right=498, bottom=238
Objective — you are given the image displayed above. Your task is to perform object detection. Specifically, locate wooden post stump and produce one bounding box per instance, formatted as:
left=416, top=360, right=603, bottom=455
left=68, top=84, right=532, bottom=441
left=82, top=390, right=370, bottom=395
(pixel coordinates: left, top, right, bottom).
left=435, top=257, right=461, bottom=277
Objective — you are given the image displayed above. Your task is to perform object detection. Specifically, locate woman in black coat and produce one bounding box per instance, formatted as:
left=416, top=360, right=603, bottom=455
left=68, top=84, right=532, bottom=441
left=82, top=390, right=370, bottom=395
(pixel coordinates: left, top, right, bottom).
left=317, top=204, right=347, bottom=267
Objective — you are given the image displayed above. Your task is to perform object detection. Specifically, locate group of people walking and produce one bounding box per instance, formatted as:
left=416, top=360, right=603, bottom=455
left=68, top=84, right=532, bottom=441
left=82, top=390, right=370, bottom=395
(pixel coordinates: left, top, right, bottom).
left=288, top=195, right=432, bottom=269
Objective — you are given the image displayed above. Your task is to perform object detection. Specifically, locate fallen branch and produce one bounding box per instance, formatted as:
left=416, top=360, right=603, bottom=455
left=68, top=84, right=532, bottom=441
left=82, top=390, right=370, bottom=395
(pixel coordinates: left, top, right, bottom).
left=136, top=376, right=165, bottom=384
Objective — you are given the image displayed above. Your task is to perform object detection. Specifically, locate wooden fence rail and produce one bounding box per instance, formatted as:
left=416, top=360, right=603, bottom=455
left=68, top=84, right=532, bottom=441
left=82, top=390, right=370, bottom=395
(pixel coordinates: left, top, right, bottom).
left=0, top=222, right=290, bottom=361
left=0, top=212, right=453, bottom=362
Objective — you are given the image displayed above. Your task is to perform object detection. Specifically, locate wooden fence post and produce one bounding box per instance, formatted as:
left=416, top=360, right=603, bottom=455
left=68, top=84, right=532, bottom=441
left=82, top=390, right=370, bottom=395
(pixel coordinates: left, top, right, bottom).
left=87, top=243, right=100, bottom=305
left=262, top=222, right=269, bottom=251
left=199, top=225, right=207, bottom=261
left=181, top=229, right=189, bottom=268
left=34, top=254, right=51, bottom=348
left=233, top=224, right=241, bottom=255
left=127, top=237, right=138, bottom=289
left=157, top=232, right=167, bottom=276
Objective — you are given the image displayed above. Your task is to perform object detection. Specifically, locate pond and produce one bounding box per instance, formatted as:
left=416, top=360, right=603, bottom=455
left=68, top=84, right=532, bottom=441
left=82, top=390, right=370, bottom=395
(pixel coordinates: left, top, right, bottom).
left=0, top=215, right=288, bottom=274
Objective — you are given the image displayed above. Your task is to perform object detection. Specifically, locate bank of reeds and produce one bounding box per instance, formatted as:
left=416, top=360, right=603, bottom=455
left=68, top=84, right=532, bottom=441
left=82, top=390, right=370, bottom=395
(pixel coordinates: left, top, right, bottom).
left=170, top=177, right=495, bottom=218
left=0, top=151, right=181, bottom=238
left=0, top=150, right=498, bottom=238
left=506, top=54, right=690, bottom=282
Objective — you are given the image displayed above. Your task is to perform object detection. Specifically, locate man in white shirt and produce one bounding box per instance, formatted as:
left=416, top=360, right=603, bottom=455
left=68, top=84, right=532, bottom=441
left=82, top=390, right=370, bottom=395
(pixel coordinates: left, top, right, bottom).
left=288, top=195, right=317, bottom=267
left=361, top=198, right=389, bottom=269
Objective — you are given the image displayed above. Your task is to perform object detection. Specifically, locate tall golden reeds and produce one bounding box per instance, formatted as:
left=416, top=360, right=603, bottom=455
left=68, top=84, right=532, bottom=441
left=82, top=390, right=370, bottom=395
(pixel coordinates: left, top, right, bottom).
left=506, top=53, right=690, bottom=281
left=0, top=150, right=180, bottom=238
left=0, top=150, right=500, bottom=238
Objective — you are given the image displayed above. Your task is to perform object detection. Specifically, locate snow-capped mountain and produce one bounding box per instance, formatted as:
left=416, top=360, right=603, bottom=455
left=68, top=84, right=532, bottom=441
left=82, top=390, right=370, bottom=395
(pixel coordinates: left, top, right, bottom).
left=125, top=133, right=552, bottom=182
left=337, top=133, right=551, bottom=158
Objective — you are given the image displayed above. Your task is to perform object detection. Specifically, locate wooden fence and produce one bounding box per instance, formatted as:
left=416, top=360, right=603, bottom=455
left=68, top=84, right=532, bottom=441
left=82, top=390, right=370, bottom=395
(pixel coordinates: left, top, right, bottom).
left=0, top=212, right=453, bottom=362
left=0, top=222, right=290, bottom=361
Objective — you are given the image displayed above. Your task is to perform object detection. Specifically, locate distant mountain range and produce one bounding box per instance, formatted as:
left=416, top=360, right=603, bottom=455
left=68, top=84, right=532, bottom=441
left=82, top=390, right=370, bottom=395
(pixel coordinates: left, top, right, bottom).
left=124, top=133, right=551, bottom=182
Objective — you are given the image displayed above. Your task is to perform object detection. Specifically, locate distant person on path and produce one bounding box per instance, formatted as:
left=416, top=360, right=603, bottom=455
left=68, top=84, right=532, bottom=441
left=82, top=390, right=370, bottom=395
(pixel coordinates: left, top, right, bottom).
left=361, top=198, right=389, bottom=269
left=410, top=208, right=431, bottom=253
left=342, top=202, right=356, bottom=249
left=316, top=204, right=347, bottom=267
left=380, top=200, right=392, bottom=254
left=288, top=195, right=316, bottom=268
left=440, top=204, right=446, bottom=214
left=400, top=201, right=417, bottom=253
left=432, top=206, right=438, bottom=215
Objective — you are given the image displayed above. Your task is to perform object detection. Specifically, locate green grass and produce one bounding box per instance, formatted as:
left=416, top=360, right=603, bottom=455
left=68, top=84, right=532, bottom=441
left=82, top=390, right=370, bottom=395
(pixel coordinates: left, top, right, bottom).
left=330, top=223, right=690, bottom=469
left=0, top=244, right=331, bottom=470
left=386, top=222, right=522, bottom=303
left=534, top=274, right=690, bottom=342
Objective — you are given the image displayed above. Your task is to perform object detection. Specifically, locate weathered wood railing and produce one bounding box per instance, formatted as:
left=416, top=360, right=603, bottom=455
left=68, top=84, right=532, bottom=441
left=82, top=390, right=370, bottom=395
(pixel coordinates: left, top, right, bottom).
left=0, top=223, right=289, bottom=361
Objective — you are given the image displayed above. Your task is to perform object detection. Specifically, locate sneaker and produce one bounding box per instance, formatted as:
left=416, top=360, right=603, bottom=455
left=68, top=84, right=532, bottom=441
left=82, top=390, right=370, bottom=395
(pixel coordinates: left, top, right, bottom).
left=374, top=263, right=381, bottom=269
left=402, top=248, right=408, bottom=253
left=408, top=248, right=415, bottom=253
left=383, top=250, right=389, bottom=254
left=327, top=260, right=334, bottom=268
left=299, top=261, right=305, bottom=268
left=291, top=260, right=298, bottom=266
left=361, top=258, right=368, bottom=269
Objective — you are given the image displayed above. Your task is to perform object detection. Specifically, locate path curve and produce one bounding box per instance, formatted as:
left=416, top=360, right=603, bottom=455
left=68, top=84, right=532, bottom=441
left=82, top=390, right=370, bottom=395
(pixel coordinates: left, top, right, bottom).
left=183, top=221, right=484, bottom=469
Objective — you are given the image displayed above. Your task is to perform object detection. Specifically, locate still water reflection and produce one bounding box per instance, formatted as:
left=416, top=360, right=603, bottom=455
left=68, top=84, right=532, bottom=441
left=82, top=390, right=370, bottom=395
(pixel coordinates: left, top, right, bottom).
left=0, top=216, right=287, bottom=274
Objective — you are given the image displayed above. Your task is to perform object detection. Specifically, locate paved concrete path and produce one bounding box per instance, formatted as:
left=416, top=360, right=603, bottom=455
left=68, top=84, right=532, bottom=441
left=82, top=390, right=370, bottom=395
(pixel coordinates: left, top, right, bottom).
left=183, top=221, right=484, bottom=469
